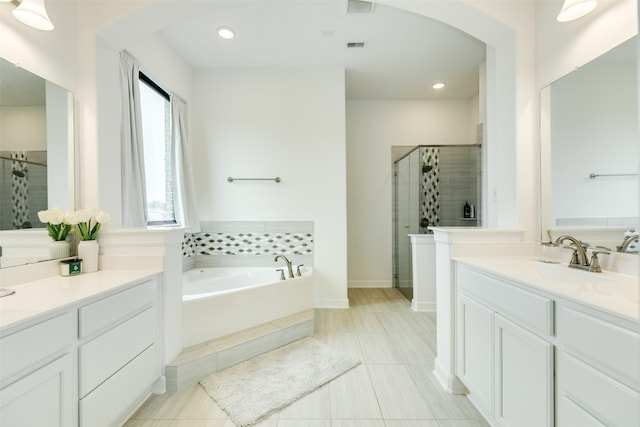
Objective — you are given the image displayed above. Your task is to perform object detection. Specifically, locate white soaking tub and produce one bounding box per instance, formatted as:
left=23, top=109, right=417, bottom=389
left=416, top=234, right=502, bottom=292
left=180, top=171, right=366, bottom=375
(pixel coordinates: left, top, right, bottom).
left=181, top=266, right=313, bottom=347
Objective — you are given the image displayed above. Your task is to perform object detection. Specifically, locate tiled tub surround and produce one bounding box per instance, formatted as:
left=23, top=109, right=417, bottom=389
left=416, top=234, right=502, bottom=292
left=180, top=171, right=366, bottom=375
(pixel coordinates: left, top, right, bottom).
left=182, top=220, right=314, bottom=269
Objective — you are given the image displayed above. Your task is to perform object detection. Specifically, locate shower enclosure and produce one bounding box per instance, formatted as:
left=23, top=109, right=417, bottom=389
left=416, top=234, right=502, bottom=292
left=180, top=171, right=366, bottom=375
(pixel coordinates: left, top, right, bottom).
left=392, top=145, right=482, bottom=300
left=0, top=152, right=48, bottom=230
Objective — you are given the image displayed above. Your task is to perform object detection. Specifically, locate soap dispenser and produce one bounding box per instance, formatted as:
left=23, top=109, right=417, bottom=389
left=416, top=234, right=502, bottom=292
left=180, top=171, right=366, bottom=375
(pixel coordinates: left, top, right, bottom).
left=463, top=201, right=471, bottom=218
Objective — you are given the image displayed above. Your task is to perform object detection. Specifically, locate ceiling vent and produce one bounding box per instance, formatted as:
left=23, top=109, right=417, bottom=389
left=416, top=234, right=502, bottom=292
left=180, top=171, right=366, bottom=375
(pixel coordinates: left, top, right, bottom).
left=346, top=41, right=367, bottom=49
left=347, top=0, right=374, bottom=14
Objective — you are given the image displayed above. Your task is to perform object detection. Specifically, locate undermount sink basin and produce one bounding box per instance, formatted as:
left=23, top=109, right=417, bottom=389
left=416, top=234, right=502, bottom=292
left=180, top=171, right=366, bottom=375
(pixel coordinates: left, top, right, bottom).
left=532, top=261, right=620, bottom=286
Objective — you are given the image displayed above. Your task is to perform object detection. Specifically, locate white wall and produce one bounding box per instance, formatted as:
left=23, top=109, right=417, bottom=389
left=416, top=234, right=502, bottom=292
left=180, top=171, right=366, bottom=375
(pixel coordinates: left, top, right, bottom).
left=346, top=99, right=478, bottom=287
left=192, top=68, right=348, bottom=307
left=536, top=0, right=637, bottom=89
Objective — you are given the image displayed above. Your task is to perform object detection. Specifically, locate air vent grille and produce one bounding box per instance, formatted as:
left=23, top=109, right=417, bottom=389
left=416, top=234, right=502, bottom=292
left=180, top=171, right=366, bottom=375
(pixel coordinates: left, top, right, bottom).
left=347, top=0, right=374, bottom=14
left=346, top=42, right=367, bottom=49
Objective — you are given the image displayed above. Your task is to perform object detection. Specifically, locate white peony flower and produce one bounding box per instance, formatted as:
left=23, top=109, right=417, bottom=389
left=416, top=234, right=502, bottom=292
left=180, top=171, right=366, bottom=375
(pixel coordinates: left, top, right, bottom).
left=48, top=207, right=65, bottom=225
left=95, top=210, right=111, bottom=225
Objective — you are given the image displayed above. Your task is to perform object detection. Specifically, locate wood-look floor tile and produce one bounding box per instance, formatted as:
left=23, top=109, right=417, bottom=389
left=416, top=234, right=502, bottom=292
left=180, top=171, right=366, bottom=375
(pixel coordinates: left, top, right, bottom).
left=277, top=420, right=331, bottom=427
left=385, top=421, right=440, bottom=427
left=123, top=420, right=174, bottom=427
left=170, top=420, right=227, bottom=427
left=331, top=420, right=386, bottom=427
left=329, top=364, right=382, bottom=419
left=358, top=333, right=404, bottom=364
left=367, top=364, right=434, bottom=419
left=436, top=420, right=491, bottom=427
left=176, top=385, right=227, bottom=420
left=124, top=288, right=488, bottom=427
left=406, top=364, right=484, bottom=420
left=278, top=384, right=330, bottom=419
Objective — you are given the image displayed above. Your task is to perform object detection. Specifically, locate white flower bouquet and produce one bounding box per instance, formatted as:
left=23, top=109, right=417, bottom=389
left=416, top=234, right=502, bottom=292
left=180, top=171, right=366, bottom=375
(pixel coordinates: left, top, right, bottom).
left=37, top=207, right=72, bottom=241
left=66, top=208, right=111, bottom=241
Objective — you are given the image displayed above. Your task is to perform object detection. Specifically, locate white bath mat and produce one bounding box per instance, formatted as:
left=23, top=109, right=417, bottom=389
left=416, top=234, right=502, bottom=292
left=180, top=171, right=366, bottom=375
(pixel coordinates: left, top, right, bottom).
left=199, top=337, right=360, bottom=426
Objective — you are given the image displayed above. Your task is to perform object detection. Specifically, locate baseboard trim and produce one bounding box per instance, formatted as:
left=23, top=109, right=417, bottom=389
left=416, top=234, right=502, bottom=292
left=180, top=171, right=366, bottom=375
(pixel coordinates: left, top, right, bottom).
left=433, top=358, right=467, bottom=395
left=347, top=280, right=392, bottom=288
left=314, top=298, right=350, bottom=308
left=411, top=300, right=436, bottom=312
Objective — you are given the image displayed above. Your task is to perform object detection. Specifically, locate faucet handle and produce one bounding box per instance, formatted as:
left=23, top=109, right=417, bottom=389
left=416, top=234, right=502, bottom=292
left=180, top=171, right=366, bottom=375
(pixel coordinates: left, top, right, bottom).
left=276, top=269, right=286, bottom=280
left=589, top=250, right=610, bottom=273
left=296, top=264, right=304, bottom=276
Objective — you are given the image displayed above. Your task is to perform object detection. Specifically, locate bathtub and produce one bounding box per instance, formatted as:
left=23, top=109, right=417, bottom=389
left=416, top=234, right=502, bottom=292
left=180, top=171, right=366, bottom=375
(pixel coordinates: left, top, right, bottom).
left=181, top=266, right=313, bottom=347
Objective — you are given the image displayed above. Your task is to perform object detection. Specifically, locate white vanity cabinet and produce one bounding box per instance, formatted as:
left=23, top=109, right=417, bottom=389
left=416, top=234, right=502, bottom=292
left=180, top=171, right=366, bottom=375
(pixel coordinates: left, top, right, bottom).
left=0, top=272, right=162, bottom=427
left=78, top=278, right=160, bottom=427
left=456, top=264, right=555, bottom=427
left=557, top=304, right=639, bottom=427
left=0, top=312, right=76, bottom=427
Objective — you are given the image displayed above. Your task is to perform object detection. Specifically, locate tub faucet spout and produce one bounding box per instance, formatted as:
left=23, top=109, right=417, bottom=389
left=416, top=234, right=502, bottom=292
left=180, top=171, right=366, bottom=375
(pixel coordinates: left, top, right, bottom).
left=275, top=255, right=294, bottom=278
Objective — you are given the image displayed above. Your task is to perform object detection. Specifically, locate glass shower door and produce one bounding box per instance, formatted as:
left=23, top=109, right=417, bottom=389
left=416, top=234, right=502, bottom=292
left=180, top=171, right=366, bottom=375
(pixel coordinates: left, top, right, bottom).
left=393, top=148, right=420, bottom=300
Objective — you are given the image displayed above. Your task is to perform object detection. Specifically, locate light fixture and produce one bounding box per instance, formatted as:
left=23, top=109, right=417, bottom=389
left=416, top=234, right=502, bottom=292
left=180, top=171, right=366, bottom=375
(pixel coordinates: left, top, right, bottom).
left=217, top=26, right=235, bottom=40
left=557, top=0, right=598, bottom=22
left=3, top=0, right=54, bottom=31
left=432, top=82, right=446, bottom=90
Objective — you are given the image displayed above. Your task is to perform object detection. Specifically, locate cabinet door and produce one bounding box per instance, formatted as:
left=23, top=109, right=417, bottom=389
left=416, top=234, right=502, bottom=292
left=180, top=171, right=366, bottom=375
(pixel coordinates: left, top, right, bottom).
left=494, top=314, right=554, bottom=427
left=0, top=353, right=74, bottom=427
left=456, top=293, right=494, bottom=417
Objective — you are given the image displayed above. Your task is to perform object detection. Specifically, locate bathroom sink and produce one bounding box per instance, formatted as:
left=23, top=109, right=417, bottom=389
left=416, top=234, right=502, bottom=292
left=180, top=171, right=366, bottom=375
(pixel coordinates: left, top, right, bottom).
left=531, top=261, right=620, bottom=286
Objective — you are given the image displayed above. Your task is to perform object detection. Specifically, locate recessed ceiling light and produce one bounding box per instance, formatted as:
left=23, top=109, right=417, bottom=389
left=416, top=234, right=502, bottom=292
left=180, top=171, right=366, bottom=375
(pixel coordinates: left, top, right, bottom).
left=217, top=27, right=235, bottom=40
left=432, top=82, right=446, bottom=90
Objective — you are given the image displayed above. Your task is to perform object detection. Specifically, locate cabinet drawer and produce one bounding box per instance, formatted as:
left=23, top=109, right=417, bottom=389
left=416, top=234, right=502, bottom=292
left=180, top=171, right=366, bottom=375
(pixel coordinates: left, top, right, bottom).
left=79, top=307, right=156, bottom=397
left=79, top=343, right=158, bottom=427
left=0, top=312, right=73, bottom=382
left=559, top=350, right=639, bottom=427
left=79, top=279, right=155, bottom=339
left=558, top=394, right=606, bottom=427
left=457, top=265, right=554, bottom=336
left=558, top=305, right=639, bottom=388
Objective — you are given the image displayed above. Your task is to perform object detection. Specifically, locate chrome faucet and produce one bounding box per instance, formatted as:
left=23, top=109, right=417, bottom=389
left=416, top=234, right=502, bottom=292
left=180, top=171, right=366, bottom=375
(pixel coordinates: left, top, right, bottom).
left=274, top=254, right=294, bottom=278
left=617, top=233, right=639, bottom=253
left=554, top=235, right=590, bottom=270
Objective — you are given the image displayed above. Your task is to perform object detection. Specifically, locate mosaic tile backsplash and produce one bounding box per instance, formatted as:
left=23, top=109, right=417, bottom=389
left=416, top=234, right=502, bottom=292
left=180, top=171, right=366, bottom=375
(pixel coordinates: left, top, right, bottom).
left=182, top=221, right=314, bottom=259
left=185, top=232, right=313, bottom=256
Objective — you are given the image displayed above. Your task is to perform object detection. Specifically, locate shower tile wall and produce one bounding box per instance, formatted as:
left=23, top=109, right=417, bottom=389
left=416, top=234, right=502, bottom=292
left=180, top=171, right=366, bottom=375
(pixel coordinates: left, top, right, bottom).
left=0, top=151, right=47, bottom=230
left=182, top=220, right=314, bottom=269
left=435, top=146, right=481, bottom=226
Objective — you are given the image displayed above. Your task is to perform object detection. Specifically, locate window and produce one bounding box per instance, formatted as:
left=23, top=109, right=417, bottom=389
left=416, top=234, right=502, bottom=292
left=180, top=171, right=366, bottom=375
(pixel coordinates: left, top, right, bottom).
left=139, top=72, right=176, bottom=225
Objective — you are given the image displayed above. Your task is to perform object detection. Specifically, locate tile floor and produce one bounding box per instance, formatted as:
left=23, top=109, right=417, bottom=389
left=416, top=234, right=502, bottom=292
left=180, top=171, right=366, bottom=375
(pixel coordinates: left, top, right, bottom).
left=124, top=288, right=489, bottom=427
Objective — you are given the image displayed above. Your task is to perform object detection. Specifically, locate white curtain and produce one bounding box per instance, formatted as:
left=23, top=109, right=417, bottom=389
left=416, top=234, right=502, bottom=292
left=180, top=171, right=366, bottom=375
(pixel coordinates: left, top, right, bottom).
left=171, top=96, right=200, bottom=232
left=119, top=51, right=148, bottom=227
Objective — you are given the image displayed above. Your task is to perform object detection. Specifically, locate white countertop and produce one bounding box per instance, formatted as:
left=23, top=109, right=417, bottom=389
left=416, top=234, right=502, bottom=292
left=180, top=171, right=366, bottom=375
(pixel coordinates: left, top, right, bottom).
left=455, top=257, right=639, bottom=321
left=0, top=269, right=161, bottom=333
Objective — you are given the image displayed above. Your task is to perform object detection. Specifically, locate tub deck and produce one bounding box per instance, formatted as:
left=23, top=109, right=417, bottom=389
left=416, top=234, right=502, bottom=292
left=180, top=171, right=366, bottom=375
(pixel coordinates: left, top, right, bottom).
left=167, top=309, right=314, bottom=392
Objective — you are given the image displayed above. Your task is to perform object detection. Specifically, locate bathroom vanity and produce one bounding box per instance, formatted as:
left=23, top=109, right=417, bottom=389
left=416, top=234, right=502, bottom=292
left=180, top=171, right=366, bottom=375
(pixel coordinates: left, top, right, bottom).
left=0, top=270, right=162, bottom=427
left=454, top=257, right=639, bottom=427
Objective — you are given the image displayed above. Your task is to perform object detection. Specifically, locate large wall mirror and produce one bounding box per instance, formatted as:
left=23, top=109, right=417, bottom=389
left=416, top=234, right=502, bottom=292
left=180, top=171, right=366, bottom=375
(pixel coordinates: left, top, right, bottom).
left=0, top=57, right=75, bottom=267
left=540, top=36, right=638, bottom=252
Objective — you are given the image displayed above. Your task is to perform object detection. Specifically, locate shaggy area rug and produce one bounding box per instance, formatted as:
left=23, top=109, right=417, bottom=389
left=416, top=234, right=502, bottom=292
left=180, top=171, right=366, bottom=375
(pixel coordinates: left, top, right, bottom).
left=199, top=337, right=360, bottom=426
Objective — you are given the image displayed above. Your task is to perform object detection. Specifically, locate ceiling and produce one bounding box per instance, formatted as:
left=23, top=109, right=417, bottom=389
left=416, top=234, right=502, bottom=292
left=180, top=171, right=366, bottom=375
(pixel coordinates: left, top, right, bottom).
left=158, top=0, right=486, bottom=100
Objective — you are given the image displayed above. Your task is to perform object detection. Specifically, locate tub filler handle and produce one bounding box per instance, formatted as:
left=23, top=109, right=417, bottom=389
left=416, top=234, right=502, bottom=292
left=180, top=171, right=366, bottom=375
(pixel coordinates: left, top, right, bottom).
left=276, top=269, right=286, bottom=281
left=296, top=264, right=304, bottom=277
